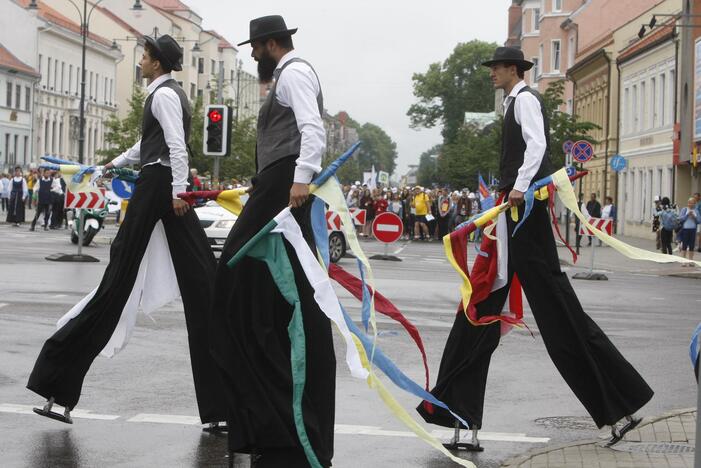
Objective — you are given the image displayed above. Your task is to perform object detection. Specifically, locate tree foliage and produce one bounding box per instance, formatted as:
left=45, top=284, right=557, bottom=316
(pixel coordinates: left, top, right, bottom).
left=417, top=144, right=442, bottom=187
left=435, top=123, right=500, bottom=189
left=540, top=80, right=600, bottom=168
left=408, top=40, right=498, bottom=144
left=98, top=86, right=146, bottom=163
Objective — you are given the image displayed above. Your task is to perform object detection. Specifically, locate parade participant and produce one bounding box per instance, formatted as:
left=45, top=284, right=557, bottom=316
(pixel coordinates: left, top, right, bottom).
left=417, top=47, right=653, bottom=449
left=49, top=172, right=66, bottom=229
left=27, top=34, right=227, bottom=431
left=30, top=170, right=53, bottom=231
left=209, top=15, right=333, bottom=468
left=6, top=166, right=27, bottom=226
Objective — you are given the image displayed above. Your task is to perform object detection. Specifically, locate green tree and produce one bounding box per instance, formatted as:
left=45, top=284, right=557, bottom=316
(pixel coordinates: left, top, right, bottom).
left=221, top=116, right=257, bottom=181
left=417, top=145, right=442, bottom=186
left=541, top=80, right=600, bottom=168
left=408, top=40, right=498, bottom=144
left=98, top=86, right=146, bottom=163
left=357, top=123, right=398, bottom=175
left=436, top=123, right=500, bottom=189
left=189, top=96, right=211, bottom=174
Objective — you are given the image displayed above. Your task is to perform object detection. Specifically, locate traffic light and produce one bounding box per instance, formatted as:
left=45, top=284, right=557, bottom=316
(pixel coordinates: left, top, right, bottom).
left=203, top=105, right=232, bottom=156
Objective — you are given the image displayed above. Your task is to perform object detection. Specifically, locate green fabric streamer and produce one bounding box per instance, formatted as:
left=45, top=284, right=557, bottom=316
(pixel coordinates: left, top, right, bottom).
left=247, top=233, right=323, bottom=468
left=109, top=167, right=140, bottom=183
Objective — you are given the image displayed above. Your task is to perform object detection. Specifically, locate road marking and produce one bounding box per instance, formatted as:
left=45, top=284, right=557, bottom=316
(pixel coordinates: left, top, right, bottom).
left=650, top=297, right=666, bottom=301
left=0, top=405, right=549, bottom=443
left=0, top=403, right=120, bottom=420
left=0, top=303, right=7, bottom=309
left=51, top=294, right=67, bottom=298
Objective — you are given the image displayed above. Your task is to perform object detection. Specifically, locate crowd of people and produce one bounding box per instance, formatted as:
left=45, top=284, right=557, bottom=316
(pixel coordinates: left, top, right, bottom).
left=653, top=192, right=701, bottom=265
left=0, top=167, right=67, bottom=230
left=342, top=182, right=485, bottom=241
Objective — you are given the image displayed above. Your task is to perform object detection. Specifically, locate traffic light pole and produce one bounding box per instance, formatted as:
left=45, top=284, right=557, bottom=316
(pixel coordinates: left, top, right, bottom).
left=213, top=61, right=224, bottom=188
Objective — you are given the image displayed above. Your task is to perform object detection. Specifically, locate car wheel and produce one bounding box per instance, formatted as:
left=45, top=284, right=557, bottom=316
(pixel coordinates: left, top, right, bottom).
left=329, top=232, right=346, bottom=263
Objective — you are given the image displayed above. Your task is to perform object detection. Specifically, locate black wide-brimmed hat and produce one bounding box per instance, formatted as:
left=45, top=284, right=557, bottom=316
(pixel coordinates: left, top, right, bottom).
left=237, top=15, right=297, bottom=46
left=482, top=47, right=534, bottom=71
left=144, top=34, right=183, bottom=72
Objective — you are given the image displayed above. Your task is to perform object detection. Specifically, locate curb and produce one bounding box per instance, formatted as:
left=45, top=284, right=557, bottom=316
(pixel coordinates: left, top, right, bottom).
left=500, top=408, right=697, bottom=467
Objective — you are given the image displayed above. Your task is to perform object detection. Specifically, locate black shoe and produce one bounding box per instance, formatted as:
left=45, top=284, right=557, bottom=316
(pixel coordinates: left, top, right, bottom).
left=202, top=422, right=228, bottom=433
left=606, top=416, right=642, bottom=447
left=43, top=226, right=48, bottom=231
left=29, top=227, right=35, bottom=232
left=33, top=398, right=73, bottom=424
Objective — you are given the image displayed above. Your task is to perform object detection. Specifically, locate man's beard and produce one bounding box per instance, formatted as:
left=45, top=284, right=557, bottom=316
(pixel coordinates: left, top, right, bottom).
left=257, top=52, right=277, bottom=83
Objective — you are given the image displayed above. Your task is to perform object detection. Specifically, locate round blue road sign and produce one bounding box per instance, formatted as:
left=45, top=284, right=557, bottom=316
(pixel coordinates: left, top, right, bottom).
left=111, top=178, right=136, bottom=200
left=566, top=165, right=576, bottom=177
left=572, top=140, right=594, bottom=163
left=610, top=154, right=626, bottom=172
left=563, top=140, right=574, bottom=154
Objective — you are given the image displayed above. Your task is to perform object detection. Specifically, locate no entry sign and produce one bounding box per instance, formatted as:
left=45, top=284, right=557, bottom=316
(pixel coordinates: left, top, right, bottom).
left=372, top=212, right=403, bottom=244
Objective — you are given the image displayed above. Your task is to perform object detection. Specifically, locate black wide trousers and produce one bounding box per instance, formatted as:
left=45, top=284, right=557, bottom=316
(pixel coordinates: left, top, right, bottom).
left=27, top=165, right=226, bottom=423
left=417, top=199, right=653, bottom=430
left=210, top=157, right=336, bottom=467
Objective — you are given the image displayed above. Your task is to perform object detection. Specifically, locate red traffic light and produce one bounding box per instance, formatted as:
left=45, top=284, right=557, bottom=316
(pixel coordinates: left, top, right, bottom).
left=208, top=110, right=222, bottom=123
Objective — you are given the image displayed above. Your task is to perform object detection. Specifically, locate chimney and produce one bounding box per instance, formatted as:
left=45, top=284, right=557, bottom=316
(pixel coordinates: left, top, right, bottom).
left=506, top=0, right=523, bottom=48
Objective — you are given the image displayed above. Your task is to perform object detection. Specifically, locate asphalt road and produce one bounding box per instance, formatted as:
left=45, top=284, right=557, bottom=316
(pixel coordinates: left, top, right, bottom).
left=0, top=223, right=698, bottom=468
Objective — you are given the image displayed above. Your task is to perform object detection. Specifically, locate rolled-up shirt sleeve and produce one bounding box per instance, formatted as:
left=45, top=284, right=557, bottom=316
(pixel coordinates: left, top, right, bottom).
left=151, top=87, right=188, bottom=198
left=111, top=139, right=141, bottom=168
left=513, top=92, right=547, bottom=193
left=276, top=65, right=326, bottom=184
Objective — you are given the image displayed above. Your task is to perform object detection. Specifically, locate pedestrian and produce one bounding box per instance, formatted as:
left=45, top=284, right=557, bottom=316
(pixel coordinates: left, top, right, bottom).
left=656, top=197, right=677, bottom=255
left=652, top=196, right=662, bottom=251
left=602, top=196, right=616, bottom=234
left=678, top=197, right=699, bottom=266
left=0, top=172, right=10, bottom=212
left=26, top=169, right=36, bottom=210
left=30, top=169, right=53, bottom=231
left=418, top=47, right=652, bottom=450
left=50, top=171, right=66, bottom=229
left=28, top=34, right=227, bottom=431
left=209, top=16, right=335, bottom=467
left=6, top=166, right=27, bottom=226
left=586, top=192, right=601, bottom=246
left=694, top=192, right=701, bottom=253
left=437, top=188, right=452, bottom=238
left=412, top=186, right=431, bottom=241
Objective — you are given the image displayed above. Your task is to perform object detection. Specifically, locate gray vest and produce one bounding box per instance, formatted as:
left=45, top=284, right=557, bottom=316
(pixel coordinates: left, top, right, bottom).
left=256, top=57, right=324, bottom=173
left=140, top=79, right=192, bottom=167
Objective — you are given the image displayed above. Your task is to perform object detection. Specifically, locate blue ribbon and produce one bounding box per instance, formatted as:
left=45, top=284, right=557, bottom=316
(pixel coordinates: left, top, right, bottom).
left=691, top=322, right=701, bottom=377
left=311, top=196, right=331, bottom=268
left=512, top=175, right=553, bottom=236
left=311, top=142, right=362, bottom=187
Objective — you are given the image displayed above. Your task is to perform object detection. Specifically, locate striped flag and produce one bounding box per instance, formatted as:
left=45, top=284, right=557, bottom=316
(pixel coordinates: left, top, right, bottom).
left=478, top=173, right=495, bottom=210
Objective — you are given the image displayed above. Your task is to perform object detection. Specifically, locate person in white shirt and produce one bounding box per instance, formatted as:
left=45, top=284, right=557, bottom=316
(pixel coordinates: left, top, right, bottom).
left=209, top=15, right=334, bottom=468
left=28, top=34, right=227, bottom=432
left=0, top=173, right=10, bottom=212
left=49, top=171, right=66, bottom=229
left=418, top=47, right=652, bottom=450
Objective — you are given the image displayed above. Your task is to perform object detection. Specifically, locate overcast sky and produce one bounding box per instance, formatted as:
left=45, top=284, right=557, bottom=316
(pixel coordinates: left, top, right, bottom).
left=191, top=0, right=511, bottom=175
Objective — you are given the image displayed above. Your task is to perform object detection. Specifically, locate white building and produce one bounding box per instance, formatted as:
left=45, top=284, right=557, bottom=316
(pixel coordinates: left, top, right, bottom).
left=0, top=44, right=40, bottom=171
left=616, top=21, right=677, bottom=239
left=1, top=0, right=122, bottom=166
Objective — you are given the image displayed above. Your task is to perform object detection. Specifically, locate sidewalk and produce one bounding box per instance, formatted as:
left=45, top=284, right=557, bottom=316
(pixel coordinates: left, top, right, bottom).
left=502, top=408, right=696, bottom=468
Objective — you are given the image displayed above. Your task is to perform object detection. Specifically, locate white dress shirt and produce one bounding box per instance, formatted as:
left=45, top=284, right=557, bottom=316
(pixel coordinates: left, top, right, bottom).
left=274, top=50, right=327, bottom=184
left=110, top=73, right=189, bottom=198
left=503, top=80, right=548, bottom=193
left=51, top=177, right=64, bottom=195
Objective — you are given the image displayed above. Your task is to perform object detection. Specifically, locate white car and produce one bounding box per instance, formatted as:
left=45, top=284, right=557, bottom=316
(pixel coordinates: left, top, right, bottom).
left=194, top=201, right=237, bottom=251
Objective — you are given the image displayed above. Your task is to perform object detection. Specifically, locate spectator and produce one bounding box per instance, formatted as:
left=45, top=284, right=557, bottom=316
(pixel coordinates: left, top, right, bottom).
left=189, top=168, right=203, bottom=191
left=50, top=171, right=66, bottom=229
left=679, top=197, right=700, bottom=266
left=0, top=172, right=10, bottom=212
left=412, top=186, right=431, bottom=241
left=388, top=189, right=403, bottom=218
left=602, top=196, right=617, bottom=233
left=586, top=193, right=602, bottom=246
left=652, top=196, right=662, bottom=251
left=30, top=170, right=53, bottom=231
left=448, top=191, right=460, bottom=231
left=373, top=190, right=388, bottom=216
left=360, top=187, right=374, bottom=237
left=26, top=169, right=36, bottom=209
left=454, top=190, right=471, bottom=228
left=657, top=197, right=677, bottom=255
left=694, top=192, right=701, bottom=253
left=437, top=188, right=452, bottom=238
left=6, top=166, right=27, bottom=226
left=401, top=188, right=414, bottom=240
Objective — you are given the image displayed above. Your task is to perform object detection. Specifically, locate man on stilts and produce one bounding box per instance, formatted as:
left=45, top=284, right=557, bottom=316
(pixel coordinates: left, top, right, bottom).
left=209, top=16, right=335, bottom=467
left=417, top=47, right=653, bottom=450
left=27, top=35, right=227, bottom=432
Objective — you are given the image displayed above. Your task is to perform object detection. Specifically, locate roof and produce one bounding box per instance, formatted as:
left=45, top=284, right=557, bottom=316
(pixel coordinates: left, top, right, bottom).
left=617, top=19, right=675, bottom=64
left=0, top=43, right=39, bottom=77
left=16, top=0, right=113, bottom=48
left=205, top=30, right=236, bottom=50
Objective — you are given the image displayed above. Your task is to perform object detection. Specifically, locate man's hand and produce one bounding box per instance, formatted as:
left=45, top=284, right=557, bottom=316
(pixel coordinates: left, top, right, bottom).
left=173, top=198, right=190, bottom=217
left=508, top=189, right=525, bottom=207
left=289, top=183, right=310, bottom=208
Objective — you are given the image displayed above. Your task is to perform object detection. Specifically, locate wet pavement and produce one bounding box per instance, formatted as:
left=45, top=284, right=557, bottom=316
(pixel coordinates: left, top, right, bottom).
left=0, top=222, right=698, bottom=467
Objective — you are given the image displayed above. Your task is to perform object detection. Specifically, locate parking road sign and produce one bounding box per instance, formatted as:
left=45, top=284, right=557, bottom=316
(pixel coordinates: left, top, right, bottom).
left=572, top=140, right=594, bottom=163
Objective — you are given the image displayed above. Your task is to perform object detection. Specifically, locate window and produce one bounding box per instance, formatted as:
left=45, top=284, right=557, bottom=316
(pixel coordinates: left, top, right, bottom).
left=531, top=57, right=540, bottom=82
left=76, top=67, right=80, bottom=94
left=532, top=8, right=541, bottom=32
left=23, top=136, right=28, bottom=164
left=198, top=57, right=204, bottom=74
left=553, top=0, right=562, bottom=11
left=197, top=89, right=203, bottom=98
left=191, top=56, right=196, bottom=67
left=51, top=120, right=56, bottom=154
left=3, top=134, right=8, bottom=165
left=190, top=83, right=196, bottom=99
left=135, top=64, right=142, bottom=83
left=231, top=69, right=235, bottom=82
left=104, top=77, right=108, bottom=102
left=539, top=44, right=544, bottom=74
left=211, top=59, right=216, bottom=75
left=38, top=54, right=42, bottom=74
left=25, top=86, right=30, bottom=111
left=109, top=79, right=113, bottom=103
left=651, top=77, right=657, bottom=128
left=68, top=65, right=73, bottom=93
left=624, top=87, right=630, bottom=134
left=59, top=121, right=63, bottom=154
left=566, top=98, right=573, bottom=114
left=660, top=73, right=666, bottom=126
left=551, top=40, right=561, bottom=72
left=61, top=62, right=65, bottom=93
left=6, top=82, right=11, bottom=107
left=12, top=135, right=17, bottom=165
left=46, top=57, right=51, bottom=88
left=53, top=60, right=58, bottom=91
left=89, top=71, right=93, bottom=98
left=15, top=84, right=20, bottom=109
left=95, top=73, right=99, bottom=101
left=632, top=85, right=638, bottom=132
left=640, top=81, right=646, bottom=130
